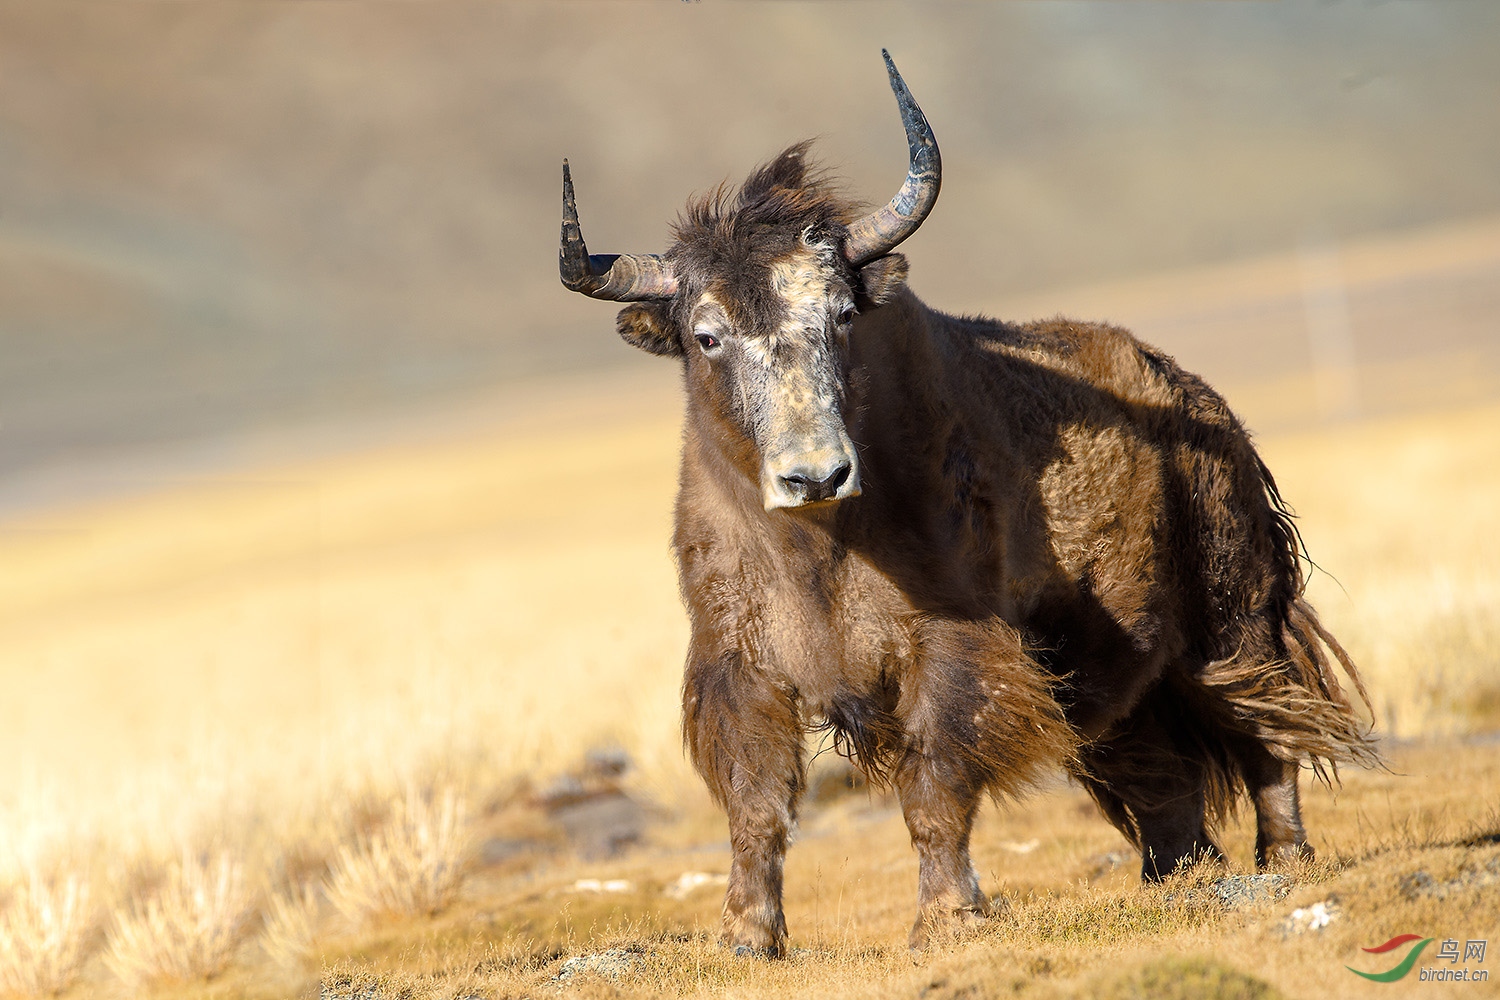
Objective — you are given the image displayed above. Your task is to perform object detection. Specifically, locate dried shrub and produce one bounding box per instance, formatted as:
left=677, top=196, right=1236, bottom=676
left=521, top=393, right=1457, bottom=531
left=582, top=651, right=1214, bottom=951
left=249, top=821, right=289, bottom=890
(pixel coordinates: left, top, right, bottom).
left=326, top=788, right=470, bottom=924
left=260, top=883, right=320, bottom=969
left=104, top=853, right=254, bottom=987
left=0, top=872, right=93, bottom=996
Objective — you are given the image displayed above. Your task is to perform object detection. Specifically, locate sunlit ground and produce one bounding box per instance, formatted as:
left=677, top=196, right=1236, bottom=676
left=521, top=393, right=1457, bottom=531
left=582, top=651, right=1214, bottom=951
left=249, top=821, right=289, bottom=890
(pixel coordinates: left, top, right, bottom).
left=2, top=236, right=1498, bottom=997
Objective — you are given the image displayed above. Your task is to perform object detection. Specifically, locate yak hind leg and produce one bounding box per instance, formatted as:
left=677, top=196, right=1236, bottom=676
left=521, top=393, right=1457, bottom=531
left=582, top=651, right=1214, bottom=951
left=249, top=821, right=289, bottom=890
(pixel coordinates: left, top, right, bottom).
left=1075, top=688, right=1225, bottom=882
left=683, top=648, right=804, bottom=957
left=1232, top=738, right=1313, bottom=868
left=897, top=619, right=1071, bottom=950
left=1134, top=784, right=1223, bottom=881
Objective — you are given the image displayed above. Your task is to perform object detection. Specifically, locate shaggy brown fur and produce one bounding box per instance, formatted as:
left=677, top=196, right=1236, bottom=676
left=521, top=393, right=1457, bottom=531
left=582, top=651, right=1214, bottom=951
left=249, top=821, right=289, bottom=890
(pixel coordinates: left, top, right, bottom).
left=601, top=147, right=1377, bottom=954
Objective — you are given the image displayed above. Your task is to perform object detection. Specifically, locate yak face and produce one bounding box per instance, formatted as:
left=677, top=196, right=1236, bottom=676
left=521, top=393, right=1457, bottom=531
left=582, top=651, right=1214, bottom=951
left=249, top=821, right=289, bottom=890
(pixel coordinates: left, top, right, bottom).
left=682, top=236, right=861, bottom=511
left=561, top=51, right=940, bottom=510
left=616, top=204, right=910, bottom=511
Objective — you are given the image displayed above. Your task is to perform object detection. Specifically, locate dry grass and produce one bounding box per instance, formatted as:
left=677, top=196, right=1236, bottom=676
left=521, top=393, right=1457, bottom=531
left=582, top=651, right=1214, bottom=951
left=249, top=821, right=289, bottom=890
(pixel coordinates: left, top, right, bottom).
left=417, top=751, right=1498, bottom=1000
left=300, top=785, right=1499, bottom=999
left=1077, top=955, right=1291, bottom=1000
left=326, top=788, right=472, bottom=925
left=259, top=884, right=319, bottom=970
left=0, top=871, right=93, bottom=996
left=0, top=368, right=1496, bottom=997
left=1260, top=404, right=1500, bottom=737
left=103, top=854, right=254, bottom=988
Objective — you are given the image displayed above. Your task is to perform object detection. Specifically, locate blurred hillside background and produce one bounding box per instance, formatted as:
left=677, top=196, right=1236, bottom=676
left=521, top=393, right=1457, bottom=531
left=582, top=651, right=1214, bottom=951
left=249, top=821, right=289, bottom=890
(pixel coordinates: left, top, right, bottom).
left=2, top=0, right=1498, bottom=513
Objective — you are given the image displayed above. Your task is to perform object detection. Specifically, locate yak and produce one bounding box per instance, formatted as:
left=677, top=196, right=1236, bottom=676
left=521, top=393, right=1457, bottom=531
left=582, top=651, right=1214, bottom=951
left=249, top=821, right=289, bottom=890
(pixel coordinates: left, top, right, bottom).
left=557, top=50, right=1375, bottom=955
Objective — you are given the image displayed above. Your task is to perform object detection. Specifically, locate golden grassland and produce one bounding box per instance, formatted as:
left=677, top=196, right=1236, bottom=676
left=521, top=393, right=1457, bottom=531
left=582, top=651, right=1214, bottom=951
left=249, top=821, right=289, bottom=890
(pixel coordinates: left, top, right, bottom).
left=1, top=375, right=1498, bottom=999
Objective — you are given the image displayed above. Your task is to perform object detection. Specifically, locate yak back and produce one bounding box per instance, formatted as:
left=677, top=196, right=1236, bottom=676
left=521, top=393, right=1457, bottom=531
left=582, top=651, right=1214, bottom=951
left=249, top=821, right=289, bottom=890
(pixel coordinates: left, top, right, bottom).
left=840, top=294, right=1374, bottom=775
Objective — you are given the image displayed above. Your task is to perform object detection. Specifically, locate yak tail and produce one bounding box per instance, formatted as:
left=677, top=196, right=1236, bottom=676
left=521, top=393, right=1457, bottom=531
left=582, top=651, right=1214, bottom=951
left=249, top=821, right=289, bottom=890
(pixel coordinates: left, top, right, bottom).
left=1070, top=598, right=1381, bottom=848
left=1245, top=455, right=1380, bottom=777
left=1077, top=443, right=1381, bottom=846
left=1197, top=597, right=1381, bottom=794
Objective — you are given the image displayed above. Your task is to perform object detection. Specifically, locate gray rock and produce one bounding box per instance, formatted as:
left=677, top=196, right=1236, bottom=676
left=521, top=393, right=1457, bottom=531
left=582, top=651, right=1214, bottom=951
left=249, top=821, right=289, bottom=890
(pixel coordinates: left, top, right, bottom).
left=1400, top=857, right=1500, bottom=900
left=555, top=947, right=647, bottom=982
left=1166, top=872, right=1291, bottom=909
left=550, top=794, right=645, bottom=859
left=584, top=746, right=632, bottom=778
left=1210, top=873, right=1291, bottom=907
left=480, top=837, right=537, bottom=864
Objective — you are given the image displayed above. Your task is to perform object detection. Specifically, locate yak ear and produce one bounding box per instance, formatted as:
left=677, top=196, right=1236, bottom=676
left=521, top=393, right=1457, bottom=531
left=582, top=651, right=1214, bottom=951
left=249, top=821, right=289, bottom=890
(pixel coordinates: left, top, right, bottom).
left=616, top=302, right=683, bottom=357
left=855, top=253, right=909, bottom=307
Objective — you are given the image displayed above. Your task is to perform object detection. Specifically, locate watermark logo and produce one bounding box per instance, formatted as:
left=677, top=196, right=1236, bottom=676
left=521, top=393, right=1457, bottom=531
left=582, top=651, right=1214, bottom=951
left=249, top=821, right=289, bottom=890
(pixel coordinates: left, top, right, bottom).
left=1348, top=934, right=1488, bottom=984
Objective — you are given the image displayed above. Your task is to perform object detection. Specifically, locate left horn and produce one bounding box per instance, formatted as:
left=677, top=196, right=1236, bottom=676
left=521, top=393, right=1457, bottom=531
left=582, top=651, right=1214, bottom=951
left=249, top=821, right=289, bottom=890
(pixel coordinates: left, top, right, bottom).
left=559, top=160, right=679, bottom=301
left=842, top=50, right=942, bottom=267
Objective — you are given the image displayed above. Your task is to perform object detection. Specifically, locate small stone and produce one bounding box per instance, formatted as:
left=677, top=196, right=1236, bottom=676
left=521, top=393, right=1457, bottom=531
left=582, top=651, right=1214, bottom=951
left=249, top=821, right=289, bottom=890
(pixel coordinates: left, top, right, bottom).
left=1281, top=897, right=1341, bottom=937
left=664, top=871, right=728, bottom=900
left=550, top=793, right=646, bottom=859
left=1399, top=862, right=1500, bottom=900
left=1084, top=850, right=1132, bottom=880
left=1399, top=870, right=1440, bottom=900
left=569, top=878, right=633, bottom=893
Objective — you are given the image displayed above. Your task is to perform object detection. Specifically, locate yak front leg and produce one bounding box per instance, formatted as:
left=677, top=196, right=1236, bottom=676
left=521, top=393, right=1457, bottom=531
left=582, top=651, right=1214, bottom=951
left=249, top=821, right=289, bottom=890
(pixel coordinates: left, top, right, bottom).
left=888, top=620, right=1068, bottom=953
left=895, top=620, right=1070, bottom=951
left=895, top=749, right=989, bottom=951
left=683, top=648, right=804, bottom=957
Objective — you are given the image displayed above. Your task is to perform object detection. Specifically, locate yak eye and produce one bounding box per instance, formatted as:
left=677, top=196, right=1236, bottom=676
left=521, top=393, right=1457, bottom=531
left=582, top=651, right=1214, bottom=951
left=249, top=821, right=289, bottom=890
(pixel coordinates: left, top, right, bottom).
left=694, top=331, right=722, bottom=355
left=836, top=305, right=857, bottom=327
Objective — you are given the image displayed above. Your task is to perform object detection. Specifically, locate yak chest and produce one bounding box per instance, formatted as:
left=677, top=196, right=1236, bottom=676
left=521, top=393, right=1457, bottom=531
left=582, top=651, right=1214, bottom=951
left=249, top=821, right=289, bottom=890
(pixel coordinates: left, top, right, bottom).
left=678, top=523, right=912, bottom=705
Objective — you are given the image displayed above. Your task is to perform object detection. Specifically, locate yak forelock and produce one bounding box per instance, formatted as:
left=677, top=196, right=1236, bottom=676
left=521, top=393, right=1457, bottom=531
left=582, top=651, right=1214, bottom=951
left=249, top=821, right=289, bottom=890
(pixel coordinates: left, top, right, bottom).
left=667, top=142, right=864, bottom=328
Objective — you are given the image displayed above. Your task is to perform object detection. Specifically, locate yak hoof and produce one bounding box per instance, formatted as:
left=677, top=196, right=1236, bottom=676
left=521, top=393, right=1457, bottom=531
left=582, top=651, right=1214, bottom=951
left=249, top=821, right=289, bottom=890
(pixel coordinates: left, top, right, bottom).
left=1259, top=840, right=1315, bottom=870
left=722, top=908, right=786, bottom=959
left=727, top=940, right=784, bottom=960
left=908, top=902, right=991, bottom=952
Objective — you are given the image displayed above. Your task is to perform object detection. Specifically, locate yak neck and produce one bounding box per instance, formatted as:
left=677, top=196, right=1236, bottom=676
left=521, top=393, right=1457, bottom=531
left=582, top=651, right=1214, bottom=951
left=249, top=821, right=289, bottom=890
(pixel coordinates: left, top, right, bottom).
left=851, top=289, right=957, bottom=431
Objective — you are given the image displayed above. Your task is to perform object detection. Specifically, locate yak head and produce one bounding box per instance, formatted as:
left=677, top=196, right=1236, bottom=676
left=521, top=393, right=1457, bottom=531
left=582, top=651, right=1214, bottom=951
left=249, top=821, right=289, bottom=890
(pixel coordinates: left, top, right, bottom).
left=558, top=51, right=939, bottom=512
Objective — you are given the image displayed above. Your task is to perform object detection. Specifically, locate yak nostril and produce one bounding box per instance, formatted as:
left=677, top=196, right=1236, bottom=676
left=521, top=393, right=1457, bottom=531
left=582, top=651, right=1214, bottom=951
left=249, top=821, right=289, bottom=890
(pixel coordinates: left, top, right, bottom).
left=780, top=460, right=852, bottom=503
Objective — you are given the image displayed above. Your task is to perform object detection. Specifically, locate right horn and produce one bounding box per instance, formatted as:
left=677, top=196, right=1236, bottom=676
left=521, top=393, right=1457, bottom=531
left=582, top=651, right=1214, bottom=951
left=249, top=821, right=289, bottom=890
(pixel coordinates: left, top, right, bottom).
left=842, top=50, right=942, bottom=267
left=559, top=160, right=679, bottom=301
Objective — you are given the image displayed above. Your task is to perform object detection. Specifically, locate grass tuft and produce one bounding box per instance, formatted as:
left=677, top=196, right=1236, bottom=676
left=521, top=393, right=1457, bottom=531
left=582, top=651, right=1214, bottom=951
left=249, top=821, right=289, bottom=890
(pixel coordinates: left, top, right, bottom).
left=1091, top=955, right=1287, bottom=1000
left=326, top=787, right=470, bottom=924
left=0, top=871, right=93, bottom=996
left=103, top=853, right=254, bottom=987
left=260, top=882, right=321, bottom=969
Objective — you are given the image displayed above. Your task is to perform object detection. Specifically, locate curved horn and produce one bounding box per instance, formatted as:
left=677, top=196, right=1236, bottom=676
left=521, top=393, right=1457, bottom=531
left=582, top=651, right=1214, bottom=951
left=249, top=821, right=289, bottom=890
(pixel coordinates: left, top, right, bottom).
left=559, top=160, right=678, bottom=301
left=842, top=50, right=942, bottom=267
